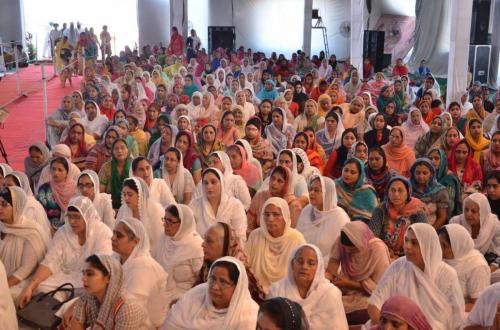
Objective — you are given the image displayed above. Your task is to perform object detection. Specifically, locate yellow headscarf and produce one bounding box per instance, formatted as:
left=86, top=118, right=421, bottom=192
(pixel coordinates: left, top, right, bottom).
left=464, top=118, right=490, bottom=162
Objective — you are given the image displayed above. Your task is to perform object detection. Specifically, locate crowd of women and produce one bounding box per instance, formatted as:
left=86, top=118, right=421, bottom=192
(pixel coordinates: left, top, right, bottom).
left=1, top=34, right=500, bottom=329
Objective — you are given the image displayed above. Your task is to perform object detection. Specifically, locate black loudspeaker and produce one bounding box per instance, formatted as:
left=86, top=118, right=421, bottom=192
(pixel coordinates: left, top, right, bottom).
left=468, top=45, right=491, bottom=84
left=208, top=26, right=235, bottom=55
left=363, top=30, right=385, bottom=72
left=470, top=0, right=491, bottom=45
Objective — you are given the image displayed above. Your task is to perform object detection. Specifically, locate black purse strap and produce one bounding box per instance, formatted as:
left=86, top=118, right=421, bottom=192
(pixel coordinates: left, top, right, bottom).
left=36, top=282, right=75, bottom=310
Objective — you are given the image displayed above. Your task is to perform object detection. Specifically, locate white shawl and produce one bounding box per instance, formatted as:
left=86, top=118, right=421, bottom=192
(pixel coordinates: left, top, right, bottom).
left=0, top=187, right=50, bottom=278
left=159, top=149, right=194, bottom=204
left=77, top=170, right=115, bottom=229
left=296, top=175, right=349, bottom=263
left=269, top=244, right=348, bottom=330
left=463, top=283, right=500, bottom=328
left=82, top=101, right=109, bottom=138
left=450, top=193, right=500, bottom=255
left=292, top=148, right=321, bottom=183
left=162, top=257, right=258, bottom=330
left=190, top=168, right=247, bottom=243
left=117, top=177, right=165, bottom=247
left=444, top=224, right=491, bottom=299
left=0, top=260, right=17, bottom=329
left=368, top=223, right=465, bottom=330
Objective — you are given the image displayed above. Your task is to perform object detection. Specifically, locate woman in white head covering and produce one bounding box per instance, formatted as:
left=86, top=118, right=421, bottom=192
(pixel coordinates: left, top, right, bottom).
left=163, top=256, right=258, bottom=330
left=116, top=177, right=164, bottom=247
left=18, top=196, right=112, bottom=307
left=462, top=283, right=500, bottom=329
left=152, top=203, right=204, bottom=306
left=265, top=107, right=296, bottom=156
left=296, top=175, right=350, bottom=263
left=245, top=197, right=306, bottom=293
left=131, top=157, right=176, bottom=208
left=5, top=171, right=51, bottom=236
left=0, top=163, right=12, bottom=188
left=193, top=151, right=251, bottom=210
left=0, top=187, right=50, bottom=292
left=75, top=170, right=115, bottom=229
left=269, top=244, right=348, bottom=330
left=0, top=260, right=17, bottom=329
left=292, top=147, right=321, bottom=183
left=189, top=168, right=247, bottom=243
left=438, top=224, right=490, bottom=307
left=235, top=138, right=263, bottom=183
left=368, top=223, right=465, bottom=330
left=155, top=147, right=195, bottom=204
left=82, top=100, right=109, bottom=140
left=450, top=193, right=500, bottom=273
left=113, top=217, right=169, bottom=327
left=187, top=91, right=203, bottom=113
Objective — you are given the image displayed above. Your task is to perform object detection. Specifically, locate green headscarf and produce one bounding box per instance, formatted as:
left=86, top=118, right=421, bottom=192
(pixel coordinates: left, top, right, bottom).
left=110, top=138, right=131, bottom=209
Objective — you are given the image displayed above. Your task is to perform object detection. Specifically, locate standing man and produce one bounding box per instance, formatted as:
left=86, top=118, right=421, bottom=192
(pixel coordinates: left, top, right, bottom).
left=100, top=25, right=112, bottom=61
left=49, top=23, right=63, bottom=59
left=186, top=29, right=201, bottom=61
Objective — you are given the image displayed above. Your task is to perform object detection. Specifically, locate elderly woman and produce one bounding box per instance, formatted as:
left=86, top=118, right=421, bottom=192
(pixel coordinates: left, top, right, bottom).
left=85, top=126, right=120, bottom=173
left=190, top=168, right=247, bottom=243
left=369, top=176, right=427, bottom=258
left=382, top=126, right=416, bottom=177
left=82, top=100, right=108, bottom=140
left=335, top=158, right=378, bottom=222
left=450, top=193, right=500, bottom=277
left=70, top=255, right=146, bottom=329
left=0, top=187, right=49, bottom=293
left=414, top=116, right=445, bottom=158
left=367, top=223, right=465, bottom=330
left=326, top=221, right=391, bottom=325
left=163, top=257, right=259, bottom=329
left=343, top=96, right=365, bottom=129
left=76, top=170, right=114, bottom=229
left=269, top=244, right=348, bottom=329
left=24, top=142, right=50, bottom=191
left=37, top=157, right=77, bottom=230
left=154, top=147, right=195, bottom=204
left=245, top=197, right=305, bottom=293
left=409, top=158, right=450, bottom=229
left=18, top=196, right=112, bottom=307
left=438, top=224, right=490, bottom=309
left=401, top=107, right=430, bottom=149
left=152, top=204, right=204, bottom=307
left=112, top=217, right=168, bottom=327
left=296, top=175, right=349, bottom=263
left=293, top=99, right=325, bottom=132
left=116, top=177, right=164, bottom=247
left=369, top=296, right=432, bottom=330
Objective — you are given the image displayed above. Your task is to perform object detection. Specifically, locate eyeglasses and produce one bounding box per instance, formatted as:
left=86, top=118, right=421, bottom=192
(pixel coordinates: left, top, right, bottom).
left=77, top=183, right=94, bottom=190
left=208, top=275, right=235, bottom=289
left=162, top=217, right=180, bottom=225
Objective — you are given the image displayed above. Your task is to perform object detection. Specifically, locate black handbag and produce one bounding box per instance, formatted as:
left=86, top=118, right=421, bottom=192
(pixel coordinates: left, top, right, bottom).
left=17, top=282, right=75, bottom=330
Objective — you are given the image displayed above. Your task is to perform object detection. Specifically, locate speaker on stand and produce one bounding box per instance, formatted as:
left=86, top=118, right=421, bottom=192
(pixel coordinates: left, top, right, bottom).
left=208, top=26, right=236, bottom=55
left=363, top=30, right=385, bottom=72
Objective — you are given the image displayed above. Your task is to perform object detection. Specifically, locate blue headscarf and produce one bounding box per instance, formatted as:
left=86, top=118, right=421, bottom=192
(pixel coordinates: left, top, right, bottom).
left=409, top=158, right=446, bottom=199
left=257, top=79, right=278, bottom=101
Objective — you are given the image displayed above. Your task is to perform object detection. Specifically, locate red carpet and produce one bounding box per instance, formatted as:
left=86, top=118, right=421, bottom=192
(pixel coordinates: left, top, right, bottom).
left=0, top=64, right=81, bottom=170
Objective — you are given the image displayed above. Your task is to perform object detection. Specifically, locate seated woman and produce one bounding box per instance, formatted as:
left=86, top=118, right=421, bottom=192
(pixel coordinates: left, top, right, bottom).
left=116, top=177, right=164, bottom=247
left=414, top=116, right=445, bottom=158
left=163, top=257, right=258, bottom=329
left=76, top=170, right=114, bottom=229
left=326, top=221, right=390, bottom=325
left=464, top=118, right=490, bottom=163
left=269, top=244, right=348, bottom=329
left=70, top=255, right=146, bottom=329
left=154, top=147, right=195, bottom=204
left=365, top=147, right=396, bottom=200
left=24, top=141, right=50, bottom=192
left=0, top=260, right=17, bottom=329
left=216, top=111, right=240, bottom=145
left=450, top=193, right=500, bottom=278
left=0, top=187, right=49, bottom=294
left=112, top=217, right=168, bottom=327
left=245, top=197, right=305, bottom=294
left=335, top=157, right=378, bottom=222
left=62, top=122, right=93, bottom=170
left=293, top=148, right=321, bottom=186
left=227, top=144, right=262, bottom=196
left=382, top=126, right=416, bottom=177
left=235, top=138, right=264, bottom=185
left=363, top=113, right=391, bottom=151
left=427, top=148, right=462, bottom=217
left=5, top=171, right=51, bottom=235
left=241, top=117, right=274, bottom=177
left=131, top=157, right=176, bottom=207
left=174, top=130, right=202, bottom=184
left=369, top=176, right=427, bottom=258
left=189, top=168, right=247, bottom=243
left=37, top=157, right=77, bottom=231
left=18, top=196, right=112, bottom=307
left=114, top=119, right=139, bottom=158
left=448, top=139, right=483, bottom=197
left=293, top=132, right=324, bottom=172
left=152, top=204, right=204, bottom=307
left=248, top=166, right=302, bottom=232
left=401, top=107, right=429, bottom=149
left=368, top=223, right=465, bottom=330
left=293, top=99, right=325, bottom=132
left=315, top=109, right=345, bottom=156
left=369, top=295, right=432, bottom=330
left=303, top=127, right=327, bottom=167
left=36, top=144, right=81, bottom=194
left=265, top=107, right=296, bottom=156
left=194, top=124, right=225, bottom=170
left=85, top=126, right=120, bottom=173
left=323, top=128, right=357, bottom=179
left=99, top=138, right=132, bottom=210
left=147, top=124, right=177, bottom=169
left=438, top=224, right=490, bottom=310
left=440, top=127, right=462, bottom=159
left=462, top=283, right=500, bottom=330
left=409, top=158, right=450, bottom=229
left=296, top=175, right=349, bottom=263
left=480, top=130, right=500, bottom=176
left=257, top=297, right=309, bottom=330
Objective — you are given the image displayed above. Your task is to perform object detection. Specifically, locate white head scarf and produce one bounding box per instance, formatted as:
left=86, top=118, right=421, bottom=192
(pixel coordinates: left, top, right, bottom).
left=464, top=283, right=500, bottom=327
left=450, top=193, right=498, bottom=254
left=116, top=217, right=150, bottom=262
left=292, top=148, right=320, bottom=182
left=163, top=256, right=258, bottom=330
left=160, top=147, right=187, bottom=202
left=0, top=163, right=12, bottom=178
left=7, top=171, right=34, bottom=197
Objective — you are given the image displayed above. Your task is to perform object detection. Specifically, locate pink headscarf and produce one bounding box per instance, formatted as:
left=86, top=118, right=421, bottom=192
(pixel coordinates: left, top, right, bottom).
left=49, top=157, right=77, bottom=211
left=231, top=144, right=261, bottom=191
left=370, top=295, right=432, bottom=330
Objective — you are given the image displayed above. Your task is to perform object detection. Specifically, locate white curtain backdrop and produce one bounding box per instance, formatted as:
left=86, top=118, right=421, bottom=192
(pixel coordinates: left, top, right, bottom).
left=351, top=0, right=364, bottom=73
left=137, top=0, right=170, bottom=48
